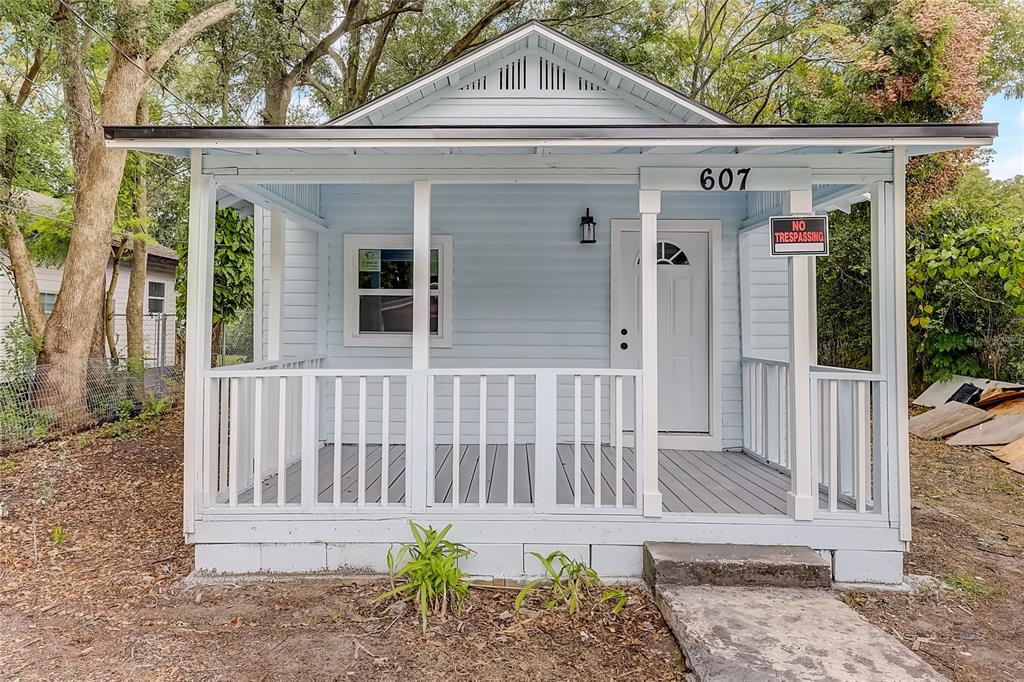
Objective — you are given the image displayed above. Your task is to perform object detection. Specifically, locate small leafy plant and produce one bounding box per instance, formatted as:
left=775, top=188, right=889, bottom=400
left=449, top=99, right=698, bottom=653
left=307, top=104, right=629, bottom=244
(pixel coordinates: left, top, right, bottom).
left=49, top=525, right=69, bottom=545
left=601, top=584, right=629, bottom=614
left=378, top=521, right=473, bottom=633
left=515, top=550, right=600, bottom=615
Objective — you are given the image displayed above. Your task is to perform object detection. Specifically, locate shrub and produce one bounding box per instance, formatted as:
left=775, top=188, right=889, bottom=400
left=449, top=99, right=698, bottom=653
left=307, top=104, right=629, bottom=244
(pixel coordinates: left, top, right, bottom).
left=515, top=550, right=601, bottom=615
left=379, top=521, right=472, bottom=633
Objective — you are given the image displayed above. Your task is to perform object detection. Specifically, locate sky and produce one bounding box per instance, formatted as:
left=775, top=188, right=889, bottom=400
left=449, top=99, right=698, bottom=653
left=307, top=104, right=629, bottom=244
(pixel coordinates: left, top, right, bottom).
left=982, top=95, right=1024, bottom=179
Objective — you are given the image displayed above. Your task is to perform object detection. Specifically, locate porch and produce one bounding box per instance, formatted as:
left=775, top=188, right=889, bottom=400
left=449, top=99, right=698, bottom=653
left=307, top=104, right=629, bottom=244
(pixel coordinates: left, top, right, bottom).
left=237, top=443, right=847, bottom=514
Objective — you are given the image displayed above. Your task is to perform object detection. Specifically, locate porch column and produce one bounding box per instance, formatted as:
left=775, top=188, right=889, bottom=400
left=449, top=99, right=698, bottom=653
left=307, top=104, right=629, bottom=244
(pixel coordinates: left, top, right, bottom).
left=267, top=210, right=285, bottom=361
left=639, top=189, right=663, bottom=517
left=785, top=189, right=816, bottom=520
left=871, top=147, right=911, bottom=540
left=183, top=149, right=216, bottom=533
left=409, top=180, right=432, bottom=512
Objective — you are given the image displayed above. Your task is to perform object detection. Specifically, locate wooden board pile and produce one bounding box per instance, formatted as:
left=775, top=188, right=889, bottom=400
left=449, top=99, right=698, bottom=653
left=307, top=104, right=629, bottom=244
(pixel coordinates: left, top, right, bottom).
left=910, top=375, right=1024, bottom=476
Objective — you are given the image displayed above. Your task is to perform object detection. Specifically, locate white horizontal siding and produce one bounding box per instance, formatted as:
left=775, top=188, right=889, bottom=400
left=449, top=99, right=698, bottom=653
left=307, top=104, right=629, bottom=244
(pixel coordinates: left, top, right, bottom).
left=263, top=184, right=746, bottom=448
left=739, top=226, right=789, bottom=360
left=258, top=212, right=320, bottom=361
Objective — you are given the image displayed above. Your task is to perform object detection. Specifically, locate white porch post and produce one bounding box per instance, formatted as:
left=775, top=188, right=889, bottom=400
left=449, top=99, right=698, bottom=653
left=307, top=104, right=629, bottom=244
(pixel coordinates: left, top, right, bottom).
left=183, top=149, right=216, bottom=534
left=409, top=180, right=431, bottom=512
left=872, top=147, right=911, bottom=540
left=639, top=189, right=663, bottom=517
left=267, top=210, right=285, bottom=361
left=785, top=189, right=816, bottom=520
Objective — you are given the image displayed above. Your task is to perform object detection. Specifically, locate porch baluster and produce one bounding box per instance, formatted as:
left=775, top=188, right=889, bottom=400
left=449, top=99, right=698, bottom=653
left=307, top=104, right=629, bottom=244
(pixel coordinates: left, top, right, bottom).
left=478, top=376, right=487, bottom=506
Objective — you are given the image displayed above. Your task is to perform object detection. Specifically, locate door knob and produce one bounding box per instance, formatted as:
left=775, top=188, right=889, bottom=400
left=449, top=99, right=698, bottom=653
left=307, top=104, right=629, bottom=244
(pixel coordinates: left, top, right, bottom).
left=620, top=342, right=628, bottom=350
left=620, top=328, right=628, bottom=335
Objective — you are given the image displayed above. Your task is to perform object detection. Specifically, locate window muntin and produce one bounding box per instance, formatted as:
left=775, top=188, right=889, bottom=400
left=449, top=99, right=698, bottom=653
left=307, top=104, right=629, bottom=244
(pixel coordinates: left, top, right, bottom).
left=344, top=235, right=452, bottom=347
left=148, top=281, right=166, bottom=314
left=636, top=241, right=690, bottom=266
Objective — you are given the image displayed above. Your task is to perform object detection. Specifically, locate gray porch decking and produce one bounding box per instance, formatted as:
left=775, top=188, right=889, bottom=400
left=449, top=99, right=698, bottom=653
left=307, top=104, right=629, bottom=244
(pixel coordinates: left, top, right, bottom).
left=238, top=445, right=845, bottom=514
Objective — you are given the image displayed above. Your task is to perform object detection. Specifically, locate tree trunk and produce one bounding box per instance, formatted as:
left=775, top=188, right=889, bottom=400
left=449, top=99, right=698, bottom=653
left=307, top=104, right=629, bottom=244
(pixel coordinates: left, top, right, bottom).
left=126, top=101, right=149, bottom=384
left=36, top=0, right=237, bottom=412
left=0, top=142, right=46, bottom=342
left=262, top=72, right=293, bottom=125
left=105, top=239, right=128, bottom=365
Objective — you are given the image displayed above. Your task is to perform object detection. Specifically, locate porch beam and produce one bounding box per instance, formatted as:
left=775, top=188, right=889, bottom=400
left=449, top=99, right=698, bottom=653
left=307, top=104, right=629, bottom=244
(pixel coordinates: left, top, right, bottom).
left=221, top=182, right=329, bottom=232
left=409, top=180, right=432, bottom=512
left=183, top=149, right=217, bottom=534
left=785, top=189, right=816, bottom=521
left=639, top=189, right=663, bottom=517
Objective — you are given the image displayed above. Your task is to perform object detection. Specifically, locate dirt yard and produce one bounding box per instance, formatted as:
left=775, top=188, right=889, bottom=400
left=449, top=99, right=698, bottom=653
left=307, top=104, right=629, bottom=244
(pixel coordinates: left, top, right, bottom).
left=0, top=411, right=684, bottom=681
left=3, top=412, right=1022, bottom=681
left=843, top=436, right=1024, bottom=682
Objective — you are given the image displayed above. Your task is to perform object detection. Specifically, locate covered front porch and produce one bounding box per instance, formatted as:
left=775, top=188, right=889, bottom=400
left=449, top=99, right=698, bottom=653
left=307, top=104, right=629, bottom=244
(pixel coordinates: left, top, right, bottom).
left=184, top=149, right=907, bottom=529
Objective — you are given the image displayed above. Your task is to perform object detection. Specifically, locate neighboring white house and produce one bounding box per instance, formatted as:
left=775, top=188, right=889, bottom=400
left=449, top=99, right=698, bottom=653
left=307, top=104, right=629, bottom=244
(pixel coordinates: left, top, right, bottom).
left=0, top=188, right=178, bottom=367
left=106, top=22, right=997, bottom=583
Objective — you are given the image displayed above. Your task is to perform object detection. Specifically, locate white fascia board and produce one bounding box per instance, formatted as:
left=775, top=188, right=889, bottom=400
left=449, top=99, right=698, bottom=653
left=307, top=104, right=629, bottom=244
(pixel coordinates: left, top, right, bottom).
left=106, top=135, right=994, bottom=152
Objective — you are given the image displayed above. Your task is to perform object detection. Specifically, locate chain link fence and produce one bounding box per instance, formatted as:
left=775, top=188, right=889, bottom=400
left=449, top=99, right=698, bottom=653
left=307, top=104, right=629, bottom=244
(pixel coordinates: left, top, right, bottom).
left=108, top=313, right=177, bottom=368
left=0, top=309, right=251, bottom=451
left=0, top=359, right=182, bottom=454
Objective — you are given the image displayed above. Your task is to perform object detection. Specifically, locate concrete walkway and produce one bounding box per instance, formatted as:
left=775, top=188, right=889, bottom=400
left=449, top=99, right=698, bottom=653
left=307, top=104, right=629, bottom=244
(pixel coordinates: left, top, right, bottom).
left=656, top=585, right=945, bottom=681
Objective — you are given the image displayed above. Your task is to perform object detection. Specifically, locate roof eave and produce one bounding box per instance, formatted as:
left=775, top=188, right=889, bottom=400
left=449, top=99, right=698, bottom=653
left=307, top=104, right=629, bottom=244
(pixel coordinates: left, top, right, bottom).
left=103, top=122, right=998, bottom=151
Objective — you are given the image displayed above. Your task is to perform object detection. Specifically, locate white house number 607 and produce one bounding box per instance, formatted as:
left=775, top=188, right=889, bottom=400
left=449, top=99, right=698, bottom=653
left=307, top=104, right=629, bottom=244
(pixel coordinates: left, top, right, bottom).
left=700, top=167, right=751, bottom=191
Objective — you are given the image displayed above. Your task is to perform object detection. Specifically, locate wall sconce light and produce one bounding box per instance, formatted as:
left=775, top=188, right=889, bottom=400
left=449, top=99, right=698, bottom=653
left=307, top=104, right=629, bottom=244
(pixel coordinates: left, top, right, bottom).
left=579, top=208, right=597, bottom=244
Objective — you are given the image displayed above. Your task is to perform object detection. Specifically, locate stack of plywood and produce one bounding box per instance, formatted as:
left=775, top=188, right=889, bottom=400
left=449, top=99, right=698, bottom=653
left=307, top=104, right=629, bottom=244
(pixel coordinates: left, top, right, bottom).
left=910, top=376, right=1024, bottom=476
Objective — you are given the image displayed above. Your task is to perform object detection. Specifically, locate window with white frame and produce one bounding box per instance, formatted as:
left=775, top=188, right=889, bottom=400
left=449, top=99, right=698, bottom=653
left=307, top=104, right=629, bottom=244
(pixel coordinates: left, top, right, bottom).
left=148, top=281, right=166, bottom=314
left=343, top=234, right=453, bottom=347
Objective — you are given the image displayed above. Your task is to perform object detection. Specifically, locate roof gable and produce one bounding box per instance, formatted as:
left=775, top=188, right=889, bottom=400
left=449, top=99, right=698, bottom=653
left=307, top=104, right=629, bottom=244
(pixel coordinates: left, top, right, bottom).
left=331, top=22, right=731, bottom=127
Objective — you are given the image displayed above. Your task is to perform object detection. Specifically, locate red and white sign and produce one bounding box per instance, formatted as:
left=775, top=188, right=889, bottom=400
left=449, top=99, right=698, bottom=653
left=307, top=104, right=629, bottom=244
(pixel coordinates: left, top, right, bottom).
left=769, top=216, right=829, bottom=256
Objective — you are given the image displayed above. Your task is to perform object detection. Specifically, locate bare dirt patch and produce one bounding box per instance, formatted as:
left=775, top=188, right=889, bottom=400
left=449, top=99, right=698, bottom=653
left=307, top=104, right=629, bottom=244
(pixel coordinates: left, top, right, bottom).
left=842, top=435, right=1024, bottom=682
left=0, top=411, right=684, bottom=681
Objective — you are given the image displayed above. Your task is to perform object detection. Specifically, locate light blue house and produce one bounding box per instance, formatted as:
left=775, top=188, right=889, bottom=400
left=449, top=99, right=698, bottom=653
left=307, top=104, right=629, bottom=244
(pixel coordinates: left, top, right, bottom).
left=106, top=22, right=996, bottom=582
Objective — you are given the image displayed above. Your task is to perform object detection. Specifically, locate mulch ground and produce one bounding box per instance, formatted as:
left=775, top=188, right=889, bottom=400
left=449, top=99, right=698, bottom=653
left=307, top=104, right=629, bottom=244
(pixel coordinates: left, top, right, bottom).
left=0, top=411, right=684, bottom=681
left=842, top=435, right=1024, bottom=682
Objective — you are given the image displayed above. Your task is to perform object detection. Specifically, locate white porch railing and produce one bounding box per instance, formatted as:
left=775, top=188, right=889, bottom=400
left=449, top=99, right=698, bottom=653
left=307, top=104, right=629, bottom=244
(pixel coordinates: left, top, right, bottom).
left=742, top=357, right=886, bottom=515
left=742, top=357, right=790, bottom=467
left=426, top=369, right=644, bottom=512
left=810, top=366, right=886, bottom=515
left=200, top=364, right=644, bottom=515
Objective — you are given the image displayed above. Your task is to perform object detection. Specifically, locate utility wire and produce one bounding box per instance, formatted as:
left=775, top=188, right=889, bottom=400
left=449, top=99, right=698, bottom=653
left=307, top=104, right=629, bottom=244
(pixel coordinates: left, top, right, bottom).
left=56, top=0, right=215, bottom=126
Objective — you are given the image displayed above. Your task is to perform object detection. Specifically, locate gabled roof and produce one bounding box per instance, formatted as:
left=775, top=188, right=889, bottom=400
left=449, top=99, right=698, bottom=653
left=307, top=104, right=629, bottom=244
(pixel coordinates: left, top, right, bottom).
left=329, top=21, right=733, bottom=127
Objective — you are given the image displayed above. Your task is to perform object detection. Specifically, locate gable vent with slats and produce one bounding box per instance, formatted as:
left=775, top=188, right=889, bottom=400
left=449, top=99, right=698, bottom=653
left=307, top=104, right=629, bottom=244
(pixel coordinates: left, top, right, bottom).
left=498, top=56, right=528, bottom=90
left=578, top=76, right=603, bottom=92
left=459, top=75, right=487, bottom=91
left=539, top=57, right=566, bottom=91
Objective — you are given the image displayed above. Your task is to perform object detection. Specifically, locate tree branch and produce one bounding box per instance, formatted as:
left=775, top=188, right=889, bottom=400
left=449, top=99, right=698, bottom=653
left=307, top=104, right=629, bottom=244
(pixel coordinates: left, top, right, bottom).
left=148, top=0, right=239, bottom=73
left=14, top=48, right=46, bottom=109
left=355, top=11, right=400, bottom=106
left=287, top=0, right=421, bottom=84
left=439, top=0, right=521, bottom=65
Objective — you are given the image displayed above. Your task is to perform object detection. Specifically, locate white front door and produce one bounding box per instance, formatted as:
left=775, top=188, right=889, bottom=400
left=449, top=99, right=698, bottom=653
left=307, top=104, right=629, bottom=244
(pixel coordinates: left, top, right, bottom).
left=613, top=222, right=712, bottom=433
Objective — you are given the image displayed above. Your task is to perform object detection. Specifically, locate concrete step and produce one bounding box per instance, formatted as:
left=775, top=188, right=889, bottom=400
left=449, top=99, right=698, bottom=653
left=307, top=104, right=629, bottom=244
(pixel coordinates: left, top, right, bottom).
left=643, top=542, right=832, bottom=589
left=656, top=586, right=945, bottom=681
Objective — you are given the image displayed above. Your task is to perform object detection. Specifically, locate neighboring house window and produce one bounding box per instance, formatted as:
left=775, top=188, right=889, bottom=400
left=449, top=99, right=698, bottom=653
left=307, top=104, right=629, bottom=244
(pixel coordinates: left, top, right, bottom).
left=40, top=292, right=57, bottom=315
left=343, top=234, right=453, bottom=347
left=148, top=281, right=166, bottom=314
